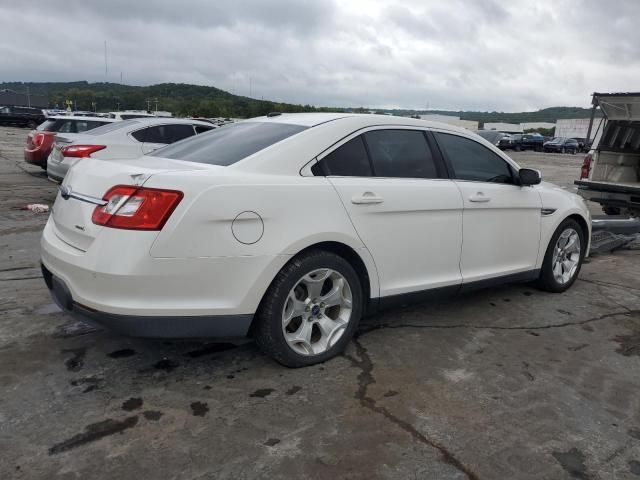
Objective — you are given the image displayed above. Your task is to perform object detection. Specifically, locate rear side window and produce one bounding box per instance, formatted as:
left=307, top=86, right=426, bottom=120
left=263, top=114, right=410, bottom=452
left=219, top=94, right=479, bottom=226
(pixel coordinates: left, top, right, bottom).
left=435, top=132, right=514, bottom=184
left=364, top=129, right=438, bottom=178
left=313, top=136, right=372, bottom=176
left=152, top=122, right=308, bottom=166
left=134, top=124, right=196, bottom=144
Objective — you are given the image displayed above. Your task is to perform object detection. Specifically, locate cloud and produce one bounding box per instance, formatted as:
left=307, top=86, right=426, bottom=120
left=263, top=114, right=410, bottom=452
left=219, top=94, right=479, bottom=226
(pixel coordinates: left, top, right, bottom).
left=0, top=0, right=638, bottom=111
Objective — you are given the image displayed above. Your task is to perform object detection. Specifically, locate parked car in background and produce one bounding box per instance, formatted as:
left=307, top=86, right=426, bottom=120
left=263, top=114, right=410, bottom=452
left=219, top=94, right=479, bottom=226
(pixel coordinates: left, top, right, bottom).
left=496, top=134, right=516, bottom=150
left=476, top=130, right=505, bottom=145
left=47, top=117, right=215, bottom=182
left=511, top=133, right=544, bottom=152
left=543, top=137, right=579, bottom=154
left=575, top=92, right=640, bottom=216
left=24, top=116, right=116, bottom=169
left=0, top=105, right=46, bottom=129
left=108, top=111, right=157, bottom=121
left=41, top=113, right=591, bottom=367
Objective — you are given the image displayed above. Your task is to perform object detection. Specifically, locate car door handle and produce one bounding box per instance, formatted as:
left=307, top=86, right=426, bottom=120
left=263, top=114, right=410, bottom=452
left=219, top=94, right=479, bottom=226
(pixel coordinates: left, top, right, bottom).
left=469, top=193, right=491, bottom=203
left=352, top=192, right=384, bottom=204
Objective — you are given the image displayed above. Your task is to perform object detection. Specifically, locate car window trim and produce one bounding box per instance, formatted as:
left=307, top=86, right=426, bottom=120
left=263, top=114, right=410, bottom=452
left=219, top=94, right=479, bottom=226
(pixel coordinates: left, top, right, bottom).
left=431, top=130, right=520, bottom=185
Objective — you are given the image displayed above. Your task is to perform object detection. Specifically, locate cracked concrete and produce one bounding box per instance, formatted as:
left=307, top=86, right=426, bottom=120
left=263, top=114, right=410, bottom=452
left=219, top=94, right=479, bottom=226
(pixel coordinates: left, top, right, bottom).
left=2, top=126, right=640, bottom=479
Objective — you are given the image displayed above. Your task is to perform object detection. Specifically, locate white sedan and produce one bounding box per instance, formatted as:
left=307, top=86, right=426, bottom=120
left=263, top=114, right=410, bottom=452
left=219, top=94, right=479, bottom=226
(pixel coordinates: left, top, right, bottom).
left=46, top=117, right=215, bottom=182
left=41, top=113, right=591, bottom=367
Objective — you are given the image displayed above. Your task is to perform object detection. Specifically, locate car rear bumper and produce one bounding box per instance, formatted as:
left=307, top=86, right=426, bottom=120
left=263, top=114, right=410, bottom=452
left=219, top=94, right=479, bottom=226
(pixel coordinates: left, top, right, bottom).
left=41, top=263, right=254, bottom=338
left=46, top=156, right=68, bottom=183
left=24, top=148, right=48, bottom=167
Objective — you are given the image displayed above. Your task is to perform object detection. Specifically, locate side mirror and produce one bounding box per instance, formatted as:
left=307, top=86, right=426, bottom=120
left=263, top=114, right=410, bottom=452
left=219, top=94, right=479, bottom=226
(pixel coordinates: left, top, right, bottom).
left=519, top=168, right=541, bottom=186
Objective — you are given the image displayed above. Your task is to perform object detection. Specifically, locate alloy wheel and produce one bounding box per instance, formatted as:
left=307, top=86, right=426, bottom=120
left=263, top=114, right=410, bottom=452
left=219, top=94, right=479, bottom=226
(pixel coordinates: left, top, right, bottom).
left=281, top=268, right=353, bottom=356
left=552, top=228, right=581, bottom=285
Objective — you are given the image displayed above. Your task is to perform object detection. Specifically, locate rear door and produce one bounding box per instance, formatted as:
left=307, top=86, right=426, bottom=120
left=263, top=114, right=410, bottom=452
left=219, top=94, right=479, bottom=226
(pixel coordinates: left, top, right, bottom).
left=433, top=131, right=542, bottom=283
left=316, top=127, right=464, bottom=298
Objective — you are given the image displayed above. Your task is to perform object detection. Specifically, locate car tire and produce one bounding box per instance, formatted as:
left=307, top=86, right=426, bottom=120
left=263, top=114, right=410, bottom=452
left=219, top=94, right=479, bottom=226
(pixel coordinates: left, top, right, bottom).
left=254, top=250, right=363, bottom=368
left=27, top=120, right=37, bottom=129
left=536, top=218, right=586, bottom=293
left=515, top=145, right=522, bottom=152
left=561, top=147, right=566, bottom=154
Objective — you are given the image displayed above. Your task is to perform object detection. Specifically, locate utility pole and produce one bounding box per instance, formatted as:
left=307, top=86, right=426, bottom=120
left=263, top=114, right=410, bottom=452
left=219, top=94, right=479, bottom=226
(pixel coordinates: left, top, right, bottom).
left=120, top=71, right=123, bottom=84
left=153, top=98, right=159, bottom=113
left=146, top=99, right=151, bottom=113
left=104, top=40, right=108, bottom=78
left=26, top=86, right=31, bottom=107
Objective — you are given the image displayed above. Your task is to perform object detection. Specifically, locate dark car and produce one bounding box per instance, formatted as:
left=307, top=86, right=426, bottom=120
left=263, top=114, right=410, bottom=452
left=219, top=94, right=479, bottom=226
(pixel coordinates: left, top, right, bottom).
left=543, top=137, right=579, bottom=154
left=511, top=134, right=544, bottom=152
left=476, top=130, right=505, bottom=144
left=0, top=105, right=46, bottom=129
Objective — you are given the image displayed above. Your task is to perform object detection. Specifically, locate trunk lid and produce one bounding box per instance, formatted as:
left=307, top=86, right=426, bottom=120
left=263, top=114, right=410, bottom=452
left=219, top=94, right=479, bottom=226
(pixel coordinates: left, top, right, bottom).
left=51, top=156, right=210, bottom=251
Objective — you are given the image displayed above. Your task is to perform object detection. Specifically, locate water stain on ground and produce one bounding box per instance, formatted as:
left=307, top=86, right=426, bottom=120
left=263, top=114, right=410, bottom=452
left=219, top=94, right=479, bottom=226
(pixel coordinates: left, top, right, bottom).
left=185, top=343, right=236, bottom=358
left=383, top=390, right=399, bottom=397
left=62, top=348, right=86, bottom=372
left=552, top=448, right=590, bottom=480
left=264, top=438, right=280, bottom=446
left=49, top=416, right=138, bottom=455
left=523, top=291, right=533, bottom=296
left=190, top=401, right=209, bottom=417
left=285, top=386, right=301, bottom=395
left=557, top=309, right=572, bottom=316
left=153, top=358, right=179, bottom=372
left=568, top=344, right=589, bottom=352
left=122, top=397, right=143, bottom=411
left=630, top=460, right=640, bottom=476
left=143, top=410, right=163, bottom=421
left=629, top=428, right=640, bottom=440
left=250, top=388, right=275, bottom=398
left=107, top=348, right=136, bottom=359
left=613, top=331, right=640, bottom=357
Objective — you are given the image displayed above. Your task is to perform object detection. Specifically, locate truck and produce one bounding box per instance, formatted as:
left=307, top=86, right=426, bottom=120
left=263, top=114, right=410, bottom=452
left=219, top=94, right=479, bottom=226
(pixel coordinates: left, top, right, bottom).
left=574, top=92, right=640, bottom=216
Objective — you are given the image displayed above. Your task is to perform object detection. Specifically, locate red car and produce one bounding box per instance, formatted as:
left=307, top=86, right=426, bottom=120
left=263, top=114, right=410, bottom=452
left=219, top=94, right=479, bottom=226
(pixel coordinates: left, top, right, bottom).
left=24, top=116, right=115, bottom=168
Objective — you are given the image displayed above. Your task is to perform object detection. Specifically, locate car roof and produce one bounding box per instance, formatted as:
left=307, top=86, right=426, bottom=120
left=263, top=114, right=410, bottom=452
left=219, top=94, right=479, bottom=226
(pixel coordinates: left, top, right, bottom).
left=125, top=117, right=214, bottom=127
left=245, top=112, right=472, bottom=135
left=48, top=115, right=116, bottom=122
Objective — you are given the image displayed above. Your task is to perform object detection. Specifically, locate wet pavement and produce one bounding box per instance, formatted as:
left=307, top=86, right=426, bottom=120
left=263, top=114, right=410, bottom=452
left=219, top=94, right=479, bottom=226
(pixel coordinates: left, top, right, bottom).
left=1, top=126, right=639, bottom=479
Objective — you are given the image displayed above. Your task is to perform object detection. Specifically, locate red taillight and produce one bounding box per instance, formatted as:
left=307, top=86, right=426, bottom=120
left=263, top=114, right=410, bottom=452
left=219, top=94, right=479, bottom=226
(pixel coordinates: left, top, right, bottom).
left=580, top=153, right=593, bottom=179
left=33, top=132, right=46, bottom=148
left=61, top=144, right=106, bottom=158
left=92, top=185, right=183, bottom=230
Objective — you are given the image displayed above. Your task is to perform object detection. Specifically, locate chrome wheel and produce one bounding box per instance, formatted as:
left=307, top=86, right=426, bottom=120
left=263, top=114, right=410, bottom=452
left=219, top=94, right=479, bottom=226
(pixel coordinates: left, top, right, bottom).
left=282, top=268, right=353, bottom=356
left=552, top=228, right=581, bottom=285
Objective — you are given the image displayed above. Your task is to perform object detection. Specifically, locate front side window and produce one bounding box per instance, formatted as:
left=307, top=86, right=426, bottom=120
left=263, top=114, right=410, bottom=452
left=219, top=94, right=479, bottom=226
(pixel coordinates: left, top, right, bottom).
left=313, top=136, right=372, bottom=176
left=435, top=132, right=514, bottom=184
left=364, top=129, right=438, bottom=178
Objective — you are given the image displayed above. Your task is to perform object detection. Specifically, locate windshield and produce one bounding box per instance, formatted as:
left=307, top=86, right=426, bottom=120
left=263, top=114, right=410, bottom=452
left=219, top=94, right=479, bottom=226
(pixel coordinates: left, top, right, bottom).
left=151, top=121, right=308, bottom=166
left=85, top=119, right=140, bottom=135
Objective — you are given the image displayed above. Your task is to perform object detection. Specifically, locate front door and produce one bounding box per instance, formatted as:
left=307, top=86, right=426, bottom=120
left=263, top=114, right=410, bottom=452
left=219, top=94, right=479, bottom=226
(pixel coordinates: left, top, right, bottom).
left=433, top=131, right=542, bottom=283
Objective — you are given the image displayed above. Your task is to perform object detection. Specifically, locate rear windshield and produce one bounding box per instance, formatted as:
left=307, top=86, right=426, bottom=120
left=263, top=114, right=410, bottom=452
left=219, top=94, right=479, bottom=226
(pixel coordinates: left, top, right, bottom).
left=151, top=121, right=308, bottom=166
left=599, top=121, right=640, bottom=153
left=85, top=119, right=140, bottom=135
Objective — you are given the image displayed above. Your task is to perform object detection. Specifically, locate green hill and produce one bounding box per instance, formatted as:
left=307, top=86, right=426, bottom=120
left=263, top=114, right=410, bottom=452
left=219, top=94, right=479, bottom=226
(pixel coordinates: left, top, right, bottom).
left=1, top=81, right=596, bottom=122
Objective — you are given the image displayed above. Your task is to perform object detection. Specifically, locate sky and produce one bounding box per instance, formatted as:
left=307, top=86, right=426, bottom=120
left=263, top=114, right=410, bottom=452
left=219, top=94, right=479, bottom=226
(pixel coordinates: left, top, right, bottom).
left=1, top=0, right=639, bottom=112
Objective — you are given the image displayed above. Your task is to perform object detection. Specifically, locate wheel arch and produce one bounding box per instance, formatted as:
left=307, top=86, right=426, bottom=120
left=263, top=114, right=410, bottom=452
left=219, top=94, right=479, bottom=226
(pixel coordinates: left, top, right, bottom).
left=248, top=240, right=378, bottom=336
